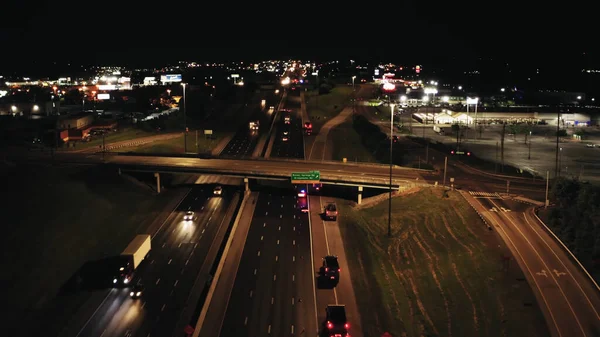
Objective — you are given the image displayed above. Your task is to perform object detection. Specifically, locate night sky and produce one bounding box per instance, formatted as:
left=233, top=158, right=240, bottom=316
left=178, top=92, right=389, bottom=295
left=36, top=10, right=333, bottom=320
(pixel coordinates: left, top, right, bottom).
left=0, top=0, right=596, bottom=73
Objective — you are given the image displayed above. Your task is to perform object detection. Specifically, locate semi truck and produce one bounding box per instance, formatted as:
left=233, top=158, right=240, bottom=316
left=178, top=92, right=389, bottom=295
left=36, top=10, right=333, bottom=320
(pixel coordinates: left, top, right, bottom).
left=114, top=234, right=151, bottom=286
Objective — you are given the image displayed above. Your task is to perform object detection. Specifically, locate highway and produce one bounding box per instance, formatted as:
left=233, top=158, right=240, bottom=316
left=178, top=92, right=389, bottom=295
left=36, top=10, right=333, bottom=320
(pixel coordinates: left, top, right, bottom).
left=269, top=104, right=305, bottom=159
left=58, top=185, right=238, bottom=337
left=218, top=185, right=316, bottom=337
left=464, top=192, right=600, bottom=337
left=216, top=91, right=318, bottom=337
left=219, top=102, right=264, bottom=158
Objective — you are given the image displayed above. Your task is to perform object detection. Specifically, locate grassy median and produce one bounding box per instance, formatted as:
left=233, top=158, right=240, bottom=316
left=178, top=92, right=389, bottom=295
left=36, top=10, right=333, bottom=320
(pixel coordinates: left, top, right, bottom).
left=328, top=120, right=377, bottom=163
left=338, top=188, right=549, bottom=337
left=119, top=131, right=223, bottom=154
left=305, top=86, right=353, bottom=130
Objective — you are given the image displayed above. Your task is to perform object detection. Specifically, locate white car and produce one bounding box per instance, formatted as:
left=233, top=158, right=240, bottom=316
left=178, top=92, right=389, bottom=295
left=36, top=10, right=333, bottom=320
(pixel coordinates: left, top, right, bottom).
left=586, top=143, right=595, bottom=148
left=213, top=186, right=223, bottom=195
left=183, top=211, right=194, bottom=221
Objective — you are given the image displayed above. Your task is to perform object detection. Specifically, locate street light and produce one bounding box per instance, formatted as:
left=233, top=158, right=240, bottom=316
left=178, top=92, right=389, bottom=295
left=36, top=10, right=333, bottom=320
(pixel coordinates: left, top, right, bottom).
left=388, top=103, right=395, bottom=238
left=181, top=82, right=187, bottom=152
left=528, top=131, right=532, bottom=160
left=352, top=76, right=356, bottom=91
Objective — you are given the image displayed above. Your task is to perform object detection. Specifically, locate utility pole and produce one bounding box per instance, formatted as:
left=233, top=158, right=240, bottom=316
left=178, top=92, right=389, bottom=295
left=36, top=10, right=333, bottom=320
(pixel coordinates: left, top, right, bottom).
left=495, top=141, right=498, bottom=173
left=545, top=171, right=549, bottom=209
left=182, top=83, right=187, bottom=153
left=102, top=132, right=105, bottom=161
left=500, top=123, right=506, bottom=172
left=425, top=143, right=429, bottom=164
left=195, top=130, right=199, bottom=153
left=388, top=103, right=394, bottom=238
left=443, top=156, right=448, bottom=187
left=555, top=109, right=560, bottom=178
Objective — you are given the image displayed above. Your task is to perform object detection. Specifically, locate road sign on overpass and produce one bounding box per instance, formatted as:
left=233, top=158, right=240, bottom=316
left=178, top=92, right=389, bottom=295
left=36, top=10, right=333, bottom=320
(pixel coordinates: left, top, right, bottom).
left=291, top=171, right=320, bottom=184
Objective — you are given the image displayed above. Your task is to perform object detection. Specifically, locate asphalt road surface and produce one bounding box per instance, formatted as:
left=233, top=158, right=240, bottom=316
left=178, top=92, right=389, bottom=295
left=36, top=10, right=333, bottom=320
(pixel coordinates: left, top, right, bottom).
left=269, top=107, right=305, bottom=159
left=59, top=186, right=236, bottom=337
left=465, top=193, right=600, bottom=337
left=218, top=186, right=316, bottom=337
left=220, top=100, right=276, bottom=158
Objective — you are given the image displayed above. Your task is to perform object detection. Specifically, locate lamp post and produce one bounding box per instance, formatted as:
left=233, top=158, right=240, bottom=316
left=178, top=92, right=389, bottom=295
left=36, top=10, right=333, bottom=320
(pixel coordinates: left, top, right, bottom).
left=388, top=103, right=395, bottom=238
left=182, top=83, right=187, bottom=153
left=352, top=76, right=357, bottom=112
left=528, top=131, right=532, bottom=159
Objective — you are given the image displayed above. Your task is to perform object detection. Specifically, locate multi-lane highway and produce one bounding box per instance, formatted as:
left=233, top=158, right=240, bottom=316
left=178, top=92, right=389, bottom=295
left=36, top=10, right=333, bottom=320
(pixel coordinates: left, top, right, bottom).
left=218, top=186, right=316, bottom=337
left=219, top=103, right=264, bottom=158
left=269, top=105, right=305, bottom=159
left=58, top=185, right=238, bottom=337
left=465, top=192, right=600, bottom=337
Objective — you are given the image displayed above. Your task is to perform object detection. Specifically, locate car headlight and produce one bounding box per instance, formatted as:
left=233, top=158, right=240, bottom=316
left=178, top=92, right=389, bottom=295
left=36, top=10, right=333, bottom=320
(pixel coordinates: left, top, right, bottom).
left=113, top=279, right=117, bottom=284
left=137, top=292, right=141, bottom=296
left=123, top=278, right=129, bottom=284
left=130, top=291, right=134, bottom=296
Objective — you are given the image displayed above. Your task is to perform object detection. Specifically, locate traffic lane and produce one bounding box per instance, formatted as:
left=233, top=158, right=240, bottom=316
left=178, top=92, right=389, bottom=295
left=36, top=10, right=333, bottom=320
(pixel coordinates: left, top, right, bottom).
left=271, top=115, right=305, bottom=159
left=308, top=195, right=337, bottom=328
left=74, top=189, right=229, bottom=337
left=519, top=208, right=600, bottom=335
left=218, top=193, right=275, bottom=337
left=219, top=191, right=313, bottom=337
left=146, top=194, right=233, bottom=337
left=320, top=196, right=363, bottom=337
left=476, top=197, right=581, bottom=337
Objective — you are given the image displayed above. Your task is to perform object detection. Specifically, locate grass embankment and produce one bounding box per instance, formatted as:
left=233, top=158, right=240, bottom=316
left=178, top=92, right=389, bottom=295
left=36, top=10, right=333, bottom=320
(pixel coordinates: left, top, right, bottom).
left=328, top=120, right=377, bottom=163
left=122, top=131, right=223, bottom=153
left=0, top=165, right=188, bottom=335
left=305, top=86, right=353, bottom=130
left=339, top=189, right=549, bottom=337
left=74, top=128, right=153, bottom=149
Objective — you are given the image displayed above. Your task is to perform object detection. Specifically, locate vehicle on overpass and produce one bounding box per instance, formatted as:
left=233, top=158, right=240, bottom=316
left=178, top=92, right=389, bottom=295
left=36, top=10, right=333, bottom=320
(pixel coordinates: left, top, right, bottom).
left=450, top=149, right=471, bottom=156
left=325, top=304, right=349, bottom=337
left=114, top=234, right=151, bottom=286
left=324, top=202, right=338, bottom=221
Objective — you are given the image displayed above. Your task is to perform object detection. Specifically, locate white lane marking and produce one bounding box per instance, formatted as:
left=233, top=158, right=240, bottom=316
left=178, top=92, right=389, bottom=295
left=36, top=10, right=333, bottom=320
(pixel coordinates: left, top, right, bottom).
left=292, top=297, right=295, bottom=305
left=293, top=240, right=296, bottom=245
left=156, top=278, right=160, bottom=285
left=268, top=325, right=271, bottom=334
left=292, top=274, right=295, bottom=282
left=261, top=235, right=264, bottom=241
left=258, top=250, right=261, bottom=256
left=275, top=256, right=279, bottom=262
left=185, top=259, right=189, bottom=265
left=271, top=297, right=274, bottom=304
left=254, top=268, right=257, bottom=275
left=273, top=274, right=277, bottom=281
left=161, top=304, right=166, bottom=312
left=168, top=259, right=172, bottom=265
left=174, top=280, right=178, bottom=287
left=264, top=223, right=267, bottom=227
left=277, top=240, right=280, bottom=245
left=293, top=256, right=295, bottom=262
left=278, top=226, right=281, bottom=231
left=249, top=290, right=253, bottom=298
left=244, top=317, right=248, bottom=325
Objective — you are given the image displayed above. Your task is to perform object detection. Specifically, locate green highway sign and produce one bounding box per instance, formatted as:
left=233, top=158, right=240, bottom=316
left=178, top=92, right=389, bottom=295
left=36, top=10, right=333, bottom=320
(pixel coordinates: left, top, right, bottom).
left=291, top=171, right=320, bottom=184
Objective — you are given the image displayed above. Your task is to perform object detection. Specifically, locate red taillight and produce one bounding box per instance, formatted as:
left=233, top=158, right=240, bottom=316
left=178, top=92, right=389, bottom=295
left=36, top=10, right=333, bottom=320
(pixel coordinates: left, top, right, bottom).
left=451, top=150, right=455, bottom=154
left=327, top=322, right=333, bottom=329
left=345, top=323, right=349, bottom=329
left=338, top=268, right=341, bottom=271
left=467, top=152, right=471, bottom=156
left=325, top=267, right=328, bottom=272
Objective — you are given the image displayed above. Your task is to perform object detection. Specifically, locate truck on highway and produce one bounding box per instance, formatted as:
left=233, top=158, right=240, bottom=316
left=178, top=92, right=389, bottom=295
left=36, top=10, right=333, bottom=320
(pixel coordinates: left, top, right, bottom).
left=249, top=120, right=260, bottom=130
left=433, top=125, right=446, bottom=134
left=114, top=234, right=151, bottom=286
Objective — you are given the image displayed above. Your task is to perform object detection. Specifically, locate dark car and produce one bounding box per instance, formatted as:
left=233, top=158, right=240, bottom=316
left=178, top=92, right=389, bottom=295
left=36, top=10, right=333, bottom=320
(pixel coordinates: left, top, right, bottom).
left=297, top=197, right=309, bottom=213
left=325, top=305, right=349, bottom=336
left=324, top=202, right=337, bottom=221
left=323, top=255, right=340, bottom=281
left=130, top=284, right=144, bottom=298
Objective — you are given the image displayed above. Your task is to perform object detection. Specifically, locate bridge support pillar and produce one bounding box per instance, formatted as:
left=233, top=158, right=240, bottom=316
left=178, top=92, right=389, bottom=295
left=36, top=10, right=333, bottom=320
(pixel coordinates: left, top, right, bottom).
left=357, top=185, right=363, bottom=205
left=154, top=172, right=161, bottom=194
left=244, top=177, right=249, bottom=192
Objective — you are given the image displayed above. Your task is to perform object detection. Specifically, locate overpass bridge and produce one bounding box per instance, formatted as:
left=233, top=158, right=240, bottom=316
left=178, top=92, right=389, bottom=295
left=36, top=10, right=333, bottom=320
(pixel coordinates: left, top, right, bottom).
left=13, top=152, right=431, bottom=203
